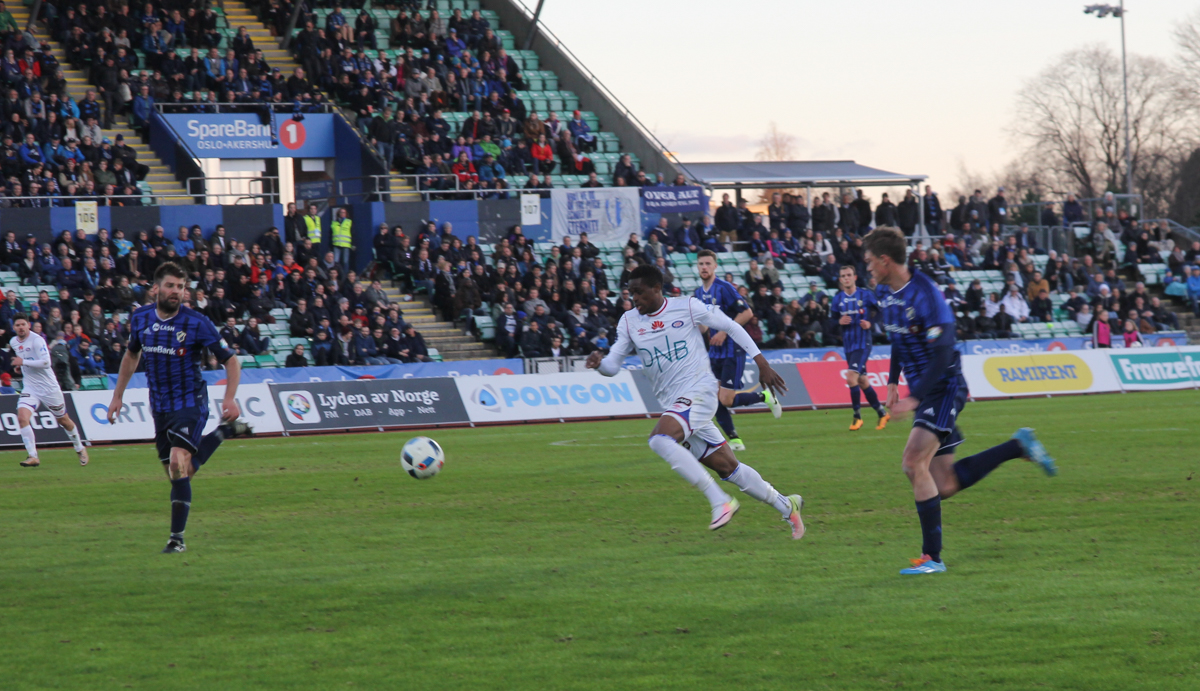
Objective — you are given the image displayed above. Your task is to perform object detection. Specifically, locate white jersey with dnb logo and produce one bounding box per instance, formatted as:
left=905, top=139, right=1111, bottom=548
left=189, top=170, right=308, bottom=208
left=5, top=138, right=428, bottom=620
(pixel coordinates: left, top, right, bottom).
left=601, top=296, right=761, bottom=410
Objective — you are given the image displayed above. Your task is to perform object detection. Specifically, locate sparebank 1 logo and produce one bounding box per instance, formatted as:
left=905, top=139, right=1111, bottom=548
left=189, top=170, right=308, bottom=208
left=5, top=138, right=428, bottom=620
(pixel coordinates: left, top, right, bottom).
left=605, top=195, right=631, bottom=228
left=472, top=384, right=502, bottom=412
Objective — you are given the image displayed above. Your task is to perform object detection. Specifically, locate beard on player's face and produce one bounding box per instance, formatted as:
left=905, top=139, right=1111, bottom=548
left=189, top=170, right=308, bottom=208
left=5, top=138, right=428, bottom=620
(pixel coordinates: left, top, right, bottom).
left=157, top=292, right=181, bottom=314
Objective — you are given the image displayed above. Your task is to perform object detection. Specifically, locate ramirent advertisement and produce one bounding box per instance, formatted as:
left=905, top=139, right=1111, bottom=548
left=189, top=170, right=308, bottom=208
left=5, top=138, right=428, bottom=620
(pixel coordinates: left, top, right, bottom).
left=456, top=372, right=647, bottom=423
left=0, top=393, right=74, bottom=447
left=959, top=351, right=1121, bottom=398
left=270, top=378, right=468, bottom=431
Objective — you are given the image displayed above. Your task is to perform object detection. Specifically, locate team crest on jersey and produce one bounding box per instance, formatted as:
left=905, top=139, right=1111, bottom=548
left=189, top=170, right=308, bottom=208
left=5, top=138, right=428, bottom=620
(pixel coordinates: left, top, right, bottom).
left=176, top=331, right=186, bottom=342
left=671, top=320, right=684, bottom=328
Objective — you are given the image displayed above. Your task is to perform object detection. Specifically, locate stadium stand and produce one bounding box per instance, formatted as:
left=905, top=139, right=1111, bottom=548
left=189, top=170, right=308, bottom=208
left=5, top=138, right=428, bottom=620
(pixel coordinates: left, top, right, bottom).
left=462, top=190, right=1198, bottom=358
left=0, top=1, right=190, bottom=204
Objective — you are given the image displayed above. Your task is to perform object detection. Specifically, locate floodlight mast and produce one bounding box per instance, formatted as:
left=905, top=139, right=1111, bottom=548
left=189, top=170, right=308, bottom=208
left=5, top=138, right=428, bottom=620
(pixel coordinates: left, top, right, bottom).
left=1084, top=2, right=1134, bottom=199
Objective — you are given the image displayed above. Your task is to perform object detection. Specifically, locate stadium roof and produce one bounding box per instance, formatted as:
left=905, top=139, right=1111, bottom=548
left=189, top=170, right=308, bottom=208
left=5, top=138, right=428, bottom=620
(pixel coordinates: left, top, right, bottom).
left=678, top=160, right=926, bottom=189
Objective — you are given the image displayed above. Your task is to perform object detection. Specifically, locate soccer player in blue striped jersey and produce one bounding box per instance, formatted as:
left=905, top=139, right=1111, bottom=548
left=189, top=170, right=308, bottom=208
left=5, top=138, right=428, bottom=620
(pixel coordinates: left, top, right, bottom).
left=865, top=228, right=1057, bottom=575
left=831, top=265, right=888, bottom=431
left=693, top=250, right=782, bottom=450
left=108, top=262, right=252, bottom=554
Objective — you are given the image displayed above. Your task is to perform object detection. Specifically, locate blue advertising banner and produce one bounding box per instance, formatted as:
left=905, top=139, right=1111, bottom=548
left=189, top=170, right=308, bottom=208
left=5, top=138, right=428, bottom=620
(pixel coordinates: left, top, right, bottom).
left=110, top=359, right=524, bottom=388
left=162, top=113, right=336, bottom=159
left=641, top=186, right=706, bottom=213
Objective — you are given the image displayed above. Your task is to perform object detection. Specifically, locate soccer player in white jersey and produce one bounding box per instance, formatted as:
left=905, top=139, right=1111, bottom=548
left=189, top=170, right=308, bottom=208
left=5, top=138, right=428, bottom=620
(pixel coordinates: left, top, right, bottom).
left=10, top=314, right=88, bottom=467
left=587, top=264, right=805, bottom=537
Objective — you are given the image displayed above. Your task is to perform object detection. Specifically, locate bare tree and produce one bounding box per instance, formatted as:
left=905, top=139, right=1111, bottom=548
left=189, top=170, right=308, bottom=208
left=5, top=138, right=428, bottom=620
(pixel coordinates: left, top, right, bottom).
left=1172, top=9, right=1200, bottom=114
left=753, top=122, right=797, bottom=202
left=1011, top=45, right=1192, bottom=216
left=755, top=122, right=796, bottom=162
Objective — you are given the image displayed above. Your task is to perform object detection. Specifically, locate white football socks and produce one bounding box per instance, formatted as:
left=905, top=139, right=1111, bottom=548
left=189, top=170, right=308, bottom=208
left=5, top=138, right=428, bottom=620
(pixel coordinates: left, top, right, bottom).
left=723, top=463, right=793, bottom=517
left=648, top=434, right=730, bottom=509
left=63, top=426, right=84, bottom=452
left=19, top=425, right=37, bottom=458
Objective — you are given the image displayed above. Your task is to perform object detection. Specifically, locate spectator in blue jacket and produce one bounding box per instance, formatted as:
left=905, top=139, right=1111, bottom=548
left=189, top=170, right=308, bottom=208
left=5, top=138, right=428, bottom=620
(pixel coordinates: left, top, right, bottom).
left=57, top=257, right=86, bottom=297
left=445, top=28, right=467, bottom=58
left=131, top=84, right=154, bottom=135
left=671, top=219, right=701, bottom=254
left=239, top=317, right=269, bottom=355
left=477, top=153, right=505, bottom=182
left=1188, top=265, right=1200, bottom=317
left=37, top=246, right=61, bottom=284
left=172, top=226, right=193, bottom=256
left=352, top=324, right=389, bottom=365
left=567, top=111, right=596, bottom=153
left=18, top=133, right=43, bottom=167
left=748, top=230, right=769, bottom=260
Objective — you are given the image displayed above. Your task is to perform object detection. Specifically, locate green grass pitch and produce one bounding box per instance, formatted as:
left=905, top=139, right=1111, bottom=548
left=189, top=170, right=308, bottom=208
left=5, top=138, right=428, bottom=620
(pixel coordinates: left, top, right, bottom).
left=2, top=390, right=1198, bottom=690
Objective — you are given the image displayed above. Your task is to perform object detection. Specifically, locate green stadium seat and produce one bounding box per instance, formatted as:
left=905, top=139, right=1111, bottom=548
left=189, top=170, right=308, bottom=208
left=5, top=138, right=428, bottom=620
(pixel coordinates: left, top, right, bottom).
left=238, top=355, right=259, bottom=369
left=428, top=347, right=443, bottom=362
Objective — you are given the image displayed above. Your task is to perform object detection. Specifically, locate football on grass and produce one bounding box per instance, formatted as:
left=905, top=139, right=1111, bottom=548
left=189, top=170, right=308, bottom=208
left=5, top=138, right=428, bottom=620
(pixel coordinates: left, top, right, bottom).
left=401, top=437, right=445, bottom=479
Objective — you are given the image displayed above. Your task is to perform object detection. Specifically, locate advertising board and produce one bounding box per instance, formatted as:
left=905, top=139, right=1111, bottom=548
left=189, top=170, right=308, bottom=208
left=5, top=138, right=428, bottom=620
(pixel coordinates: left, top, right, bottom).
left=271, top=378, right=468, bottom=431
left=456, top=371, right=647, bottom=423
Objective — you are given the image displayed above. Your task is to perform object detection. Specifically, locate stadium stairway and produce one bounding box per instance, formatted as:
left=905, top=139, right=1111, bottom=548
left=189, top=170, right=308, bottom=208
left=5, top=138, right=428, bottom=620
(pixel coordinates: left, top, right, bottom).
left=15, top=6, right=190, bottom=205
left=380, top=284, right=495, bottom=360
left=223, top=2, right=421, bottom=201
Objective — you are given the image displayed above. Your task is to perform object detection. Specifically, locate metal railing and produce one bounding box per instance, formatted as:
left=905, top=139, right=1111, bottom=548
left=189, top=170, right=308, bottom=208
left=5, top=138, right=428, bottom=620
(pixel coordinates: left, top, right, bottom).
left=154, top=102, right=334, bottom=114
left=0, top=192, right=199, bottom=206
left=185, top=176, right=280, bottom=204
left=1144, top=218, right=1200, bottom=247
left=337, top=174, right=520, bottom=203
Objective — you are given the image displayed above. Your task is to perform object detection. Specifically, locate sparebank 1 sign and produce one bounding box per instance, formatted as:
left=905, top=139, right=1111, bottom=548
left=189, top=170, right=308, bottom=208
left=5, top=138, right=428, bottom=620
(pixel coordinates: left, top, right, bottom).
left=162, top=113, right=335, bottom=159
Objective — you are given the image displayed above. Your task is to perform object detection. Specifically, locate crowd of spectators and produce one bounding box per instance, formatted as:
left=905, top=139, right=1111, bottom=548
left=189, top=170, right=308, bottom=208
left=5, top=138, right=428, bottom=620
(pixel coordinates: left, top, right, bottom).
left=0, top=0, right=161, bottom=206
left=364, top=184, right=1195, bottom=359
left=30, top=0, right=649, bottom=201
left=0, top=218, right=436, bottom=389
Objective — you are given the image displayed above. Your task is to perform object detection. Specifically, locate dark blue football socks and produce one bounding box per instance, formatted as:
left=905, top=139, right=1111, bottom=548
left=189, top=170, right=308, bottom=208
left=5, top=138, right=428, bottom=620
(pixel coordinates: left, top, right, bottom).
left=915, top=495, right=942, bottom=563
left=170, top=477, right=192, bottom=536
left=714, top=405, right=736, bottom=440
left=953, top=439, right=1023, bottom=491
left=731, top=391, right=764, bottom=407
left=849, top=385, right=862, bottom=415
left=862, top=385, right=883, bottom=414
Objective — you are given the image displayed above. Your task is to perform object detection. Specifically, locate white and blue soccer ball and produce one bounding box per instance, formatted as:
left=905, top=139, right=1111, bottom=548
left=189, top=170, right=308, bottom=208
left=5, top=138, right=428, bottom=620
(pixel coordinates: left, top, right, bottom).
left=401, top=436, right=445, bottom=479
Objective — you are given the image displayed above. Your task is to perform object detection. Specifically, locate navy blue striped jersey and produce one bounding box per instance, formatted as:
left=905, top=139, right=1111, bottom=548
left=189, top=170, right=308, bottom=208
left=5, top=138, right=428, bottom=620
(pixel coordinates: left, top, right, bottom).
left=127, top=304, right=234, bottom=413
left=876, top=269, right=961, bottom=393
left=831, top=288, right=877, bottom=352
left=693, top=278, right=750, bottom=359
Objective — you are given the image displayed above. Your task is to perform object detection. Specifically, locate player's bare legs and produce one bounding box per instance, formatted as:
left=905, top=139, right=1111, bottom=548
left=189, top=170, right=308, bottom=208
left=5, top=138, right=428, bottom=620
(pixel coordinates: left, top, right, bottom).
left=16, top=407, right=87, bottom=467
left=646, top=414, right=736, bottom=530
left=900, top=427, right=942, bottom=502
left=700, top=443, right=804, bottom=539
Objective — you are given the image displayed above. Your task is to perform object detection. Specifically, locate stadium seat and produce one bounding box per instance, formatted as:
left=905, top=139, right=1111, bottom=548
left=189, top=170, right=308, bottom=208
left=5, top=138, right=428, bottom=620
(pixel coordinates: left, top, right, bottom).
left=254, top=354, right=277, bottom=368
left=237, top=355, right=258, bottom=368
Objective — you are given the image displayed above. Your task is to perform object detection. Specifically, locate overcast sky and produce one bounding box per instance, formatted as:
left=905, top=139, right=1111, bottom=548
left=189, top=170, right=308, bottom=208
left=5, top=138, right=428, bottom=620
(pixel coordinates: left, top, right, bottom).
left=521, top=0, right=1195, bottom=193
